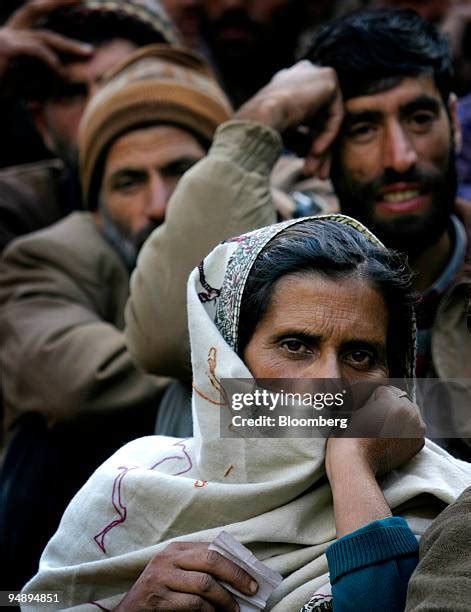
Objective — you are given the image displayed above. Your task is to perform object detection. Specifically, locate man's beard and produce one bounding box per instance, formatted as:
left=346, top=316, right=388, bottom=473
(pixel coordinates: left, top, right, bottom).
left=48, top=131, right=79, bottom=171
left=331, top=148, right=457, bottom=258
left=100, top=207, right=161, bottom=271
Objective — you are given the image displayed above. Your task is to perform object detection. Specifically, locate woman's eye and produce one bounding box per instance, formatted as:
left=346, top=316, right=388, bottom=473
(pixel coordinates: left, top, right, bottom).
left=344, top=350, right=374, bottom=368
left=280, top=339, right=310, bottom=354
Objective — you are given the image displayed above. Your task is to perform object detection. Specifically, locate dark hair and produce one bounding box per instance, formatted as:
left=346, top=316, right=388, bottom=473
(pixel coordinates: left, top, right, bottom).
left=238, top=219, right=415, bottom=381
left=304, top=9, right=453, bottom=102
left=17, top=10, right=168, bottom=102
left=40, top=8, right=167, bottom=48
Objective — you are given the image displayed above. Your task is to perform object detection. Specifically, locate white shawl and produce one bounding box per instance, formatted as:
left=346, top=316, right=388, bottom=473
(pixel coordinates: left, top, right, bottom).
left=24, top=216, right=471, bottom=611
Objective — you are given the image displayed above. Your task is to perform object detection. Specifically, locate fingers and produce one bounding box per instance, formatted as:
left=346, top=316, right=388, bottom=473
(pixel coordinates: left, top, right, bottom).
left=36, top=30, right=93, bottom=56
left=117, top=542, right=253, bottom=612
left=236, top=60, right=344, bottom=140
left=303, top=151, right=331, bottom=179
left=7, top=35, right=61, bottom=71
left=172, top=544, right=258, bottom=598
left=311, top=84, right=344, bottom=157
left=0, top=29, right=92, bottom=74
left=364, top=385, right=425, bottom=437
left=302, top=68, right=343, bottom=178
left=145, top=590, right=215, bottom=611
left=8, top=0, right=82, bottom=29
left=1, top=0, right=93, bottom=76
left=165, top=568, right=239, bottom=611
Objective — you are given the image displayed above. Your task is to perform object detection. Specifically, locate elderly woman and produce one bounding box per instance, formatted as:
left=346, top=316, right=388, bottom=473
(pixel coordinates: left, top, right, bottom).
left=24, top=216, right=471, bottom=611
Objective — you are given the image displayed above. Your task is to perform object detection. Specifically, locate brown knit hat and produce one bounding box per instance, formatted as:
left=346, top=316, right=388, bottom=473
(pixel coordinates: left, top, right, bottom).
left=79, top=44, right=232, bottom=209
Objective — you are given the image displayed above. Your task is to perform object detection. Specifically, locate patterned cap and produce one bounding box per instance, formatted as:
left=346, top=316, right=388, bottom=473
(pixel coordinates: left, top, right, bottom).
left=37, top=0, right=179, bottom=46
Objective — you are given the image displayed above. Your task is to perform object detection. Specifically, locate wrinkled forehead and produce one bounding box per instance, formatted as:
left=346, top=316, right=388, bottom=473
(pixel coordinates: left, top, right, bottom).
left=342, top=74, right=446, bottom=117
left=341, top=71, right=446, bottom=105
left=208, top=215, right=383, bottom=350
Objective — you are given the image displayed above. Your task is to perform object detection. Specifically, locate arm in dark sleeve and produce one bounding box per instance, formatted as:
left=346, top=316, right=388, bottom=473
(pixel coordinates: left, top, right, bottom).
left=0, top=221, right=165, bottom=430
left=328, top=516, right=418, bottom=612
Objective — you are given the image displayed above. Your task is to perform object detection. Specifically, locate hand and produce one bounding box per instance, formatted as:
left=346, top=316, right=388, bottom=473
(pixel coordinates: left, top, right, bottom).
left=0, top=0, right=93, bottom=79
left=114, top=541, right=258, bottom=611
left=325, top=386, right=425, bottom=537
left=235, top=60, right=344, bottom=179
left=326, top=385, right=426, bottom=480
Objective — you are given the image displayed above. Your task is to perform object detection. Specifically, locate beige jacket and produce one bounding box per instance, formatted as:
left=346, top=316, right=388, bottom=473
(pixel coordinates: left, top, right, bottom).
left=0, top=212, right=163, bottom=431
left=0, top=159, right=79, bottom=253
left=0, top=121, right=280, bottom=432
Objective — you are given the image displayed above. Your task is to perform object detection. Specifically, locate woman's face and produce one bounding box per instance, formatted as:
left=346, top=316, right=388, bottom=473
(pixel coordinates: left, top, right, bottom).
left=243, top=272, right=389, bottom=383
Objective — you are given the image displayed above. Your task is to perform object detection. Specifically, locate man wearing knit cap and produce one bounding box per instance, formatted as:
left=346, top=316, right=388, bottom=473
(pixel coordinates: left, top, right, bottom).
left=0, top=0, right=178, bottom=252
left=0, top=44, right=231, bottom=590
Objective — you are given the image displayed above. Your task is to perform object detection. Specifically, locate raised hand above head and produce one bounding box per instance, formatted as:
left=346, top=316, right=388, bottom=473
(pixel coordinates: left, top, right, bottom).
left=235, top=60, right=344, bottom=180
left=0, top=0, right=92, bottom=79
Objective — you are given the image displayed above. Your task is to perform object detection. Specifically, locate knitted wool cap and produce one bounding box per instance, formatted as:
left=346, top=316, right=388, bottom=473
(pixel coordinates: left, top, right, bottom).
left=37, top=0, right=179, bottom=47
left=79, top=44, right=232, bottom=209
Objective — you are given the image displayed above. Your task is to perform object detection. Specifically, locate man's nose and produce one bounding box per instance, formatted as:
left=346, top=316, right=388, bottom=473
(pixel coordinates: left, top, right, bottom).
left=145, top=173, right=169, bottom=222
left=382, top=120, right=418, bottom=174
left=307, top=354, right=342, bottom=381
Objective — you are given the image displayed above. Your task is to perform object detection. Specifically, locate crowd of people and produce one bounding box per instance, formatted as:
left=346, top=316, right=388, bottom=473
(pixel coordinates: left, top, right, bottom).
left=0, top=1, right=470, bottom=610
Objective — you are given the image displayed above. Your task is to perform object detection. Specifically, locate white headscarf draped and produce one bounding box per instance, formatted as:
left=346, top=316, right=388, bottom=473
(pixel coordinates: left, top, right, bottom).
left=24, top=216, right=471, bottom=611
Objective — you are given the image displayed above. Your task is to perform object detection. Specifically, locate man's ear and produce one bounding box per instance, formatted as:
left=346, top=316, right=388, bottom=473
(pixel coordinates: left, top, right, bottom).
left=28, top=101, right=55, bottom=152
left=448, top=93, right=462, bottom=153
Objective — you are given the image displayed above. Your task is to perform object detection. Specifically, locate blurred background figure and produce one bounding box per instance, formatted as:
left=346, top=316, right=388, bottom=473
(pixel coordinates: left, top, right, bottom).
left=0, top=44, right=230, bottom=592
left=198, top=0, right=307, bottom=107
left=162, top=0, right=203, bottom=49
left=0, top=1, right=176, bottom=170
left=160, top=0, right=370, bottom=108
left=378, top=0, right=453, bottom=24
left=0, top=0, right=177, bottom=252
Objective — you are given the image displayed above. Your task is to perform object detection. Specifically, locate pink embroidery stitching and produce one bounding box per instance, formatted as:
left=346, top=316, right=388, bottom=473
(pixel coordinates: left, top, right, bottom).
left=94, top=440, right=193, bottom=554
left=90, top=602, right=110, bottom=611
left=193, top=347, right=228, bottom=406
left=93, top=466, right=135, bottom=553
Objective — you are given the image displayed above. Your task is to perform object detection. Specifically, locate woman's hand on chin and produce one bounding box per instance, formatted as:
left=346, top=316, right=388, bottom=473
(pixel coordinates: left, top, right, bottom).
left=325, top=386, right=426, bottom=537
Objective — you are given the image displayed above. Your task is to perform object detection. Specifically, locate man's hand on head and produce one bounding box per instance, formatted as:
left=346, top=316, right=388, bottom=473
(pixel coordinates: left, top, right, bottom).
left=235, top=60, right=344, bottom=179
left=0, top=0, right=93, bottom=79
left=114, top=541, right=259, bottom=611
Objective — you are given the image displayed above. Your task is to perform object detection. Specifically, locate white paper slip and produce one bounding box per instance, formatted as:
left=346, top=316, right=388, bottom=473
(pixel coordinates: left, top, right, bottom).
left=209, top=531, right=283, bottom=612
